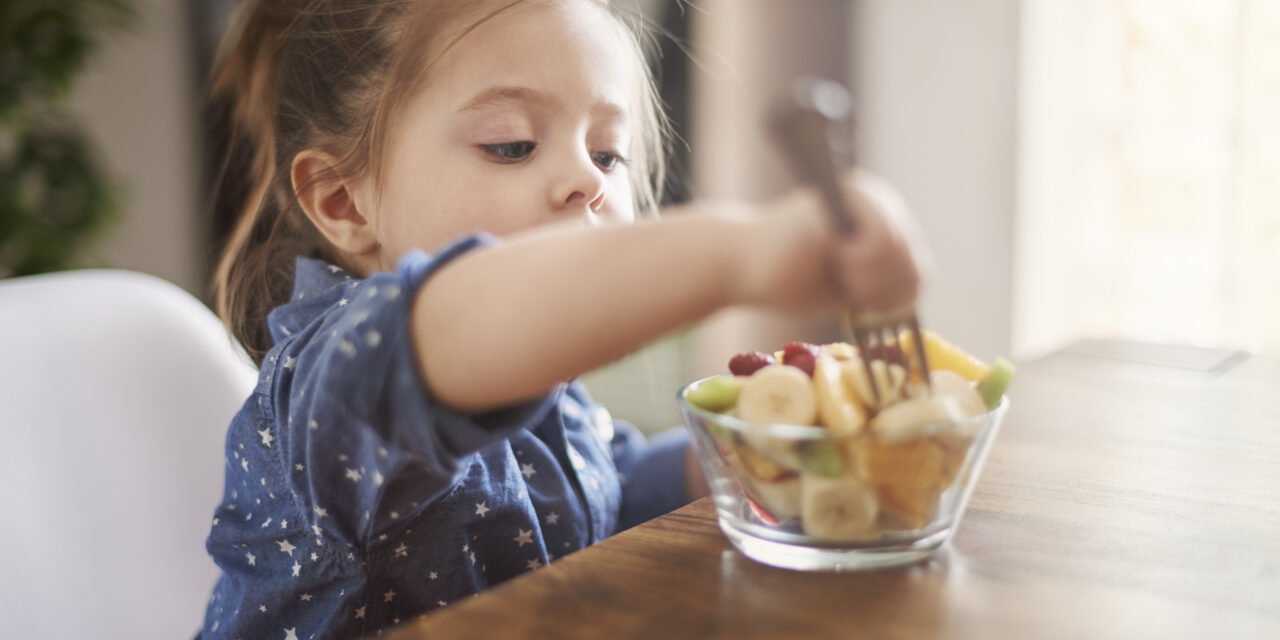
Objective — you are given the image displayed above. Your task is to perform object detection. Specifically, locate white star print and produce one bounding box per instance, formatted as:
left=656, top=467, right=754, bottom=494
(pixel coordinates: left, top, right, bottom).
left=365, top=330, right=381, bottom=348
left=281, top=520, right=287, bottom=528
left=259, top=604, right=268, bottom=612
left=470, top=551, right=476, bottom=565
left=384, top=589, right=396, bottom=602
left=246, top=552, right=256, bottom=566
left=327, top=264, right=341, bottom=273
left=526, top=558, right=542, bottom=570
left=283, top=355, right=296, bottom=369
left=212, top=517, right=219, bottom=526
left=337, top=297, right=348, bottom=306
left=345, top=468, right=361, bottom=482
left=394, top=542, right=408, bottom=557
left=314, top=506, right=328, bottom=518
left=261, top=517, right=272, bottom=528
left=300, top=593, right=313, bottom=602
left=295, top=463, right=304, bottom=471
left=355, top=606, right=366, bottom=620
left=429, top=571, right=438, bottom=580
left=277, top=539, right=296, bottom=556
left=308, top=419, right=318, bottom=430
left=337, top=453, right=349, bottom=462
left=284, top=627, right=299, bottom=640
left=513, top=529, right=533, bottom=547
left=291, top=562, right=301, bottom=577
left=338, top=339, right=355, bottom=357
left=389, top=511, right=400, bottom=519
left=258, top=428, right=274, bottom=447
left=546, top=512, right=560, bottom=525
left=521, top=462, right=536, bottom=478
left=313, top=524, right=322, bottom=536
left=475, top=502, right=489, bottom=517
left=311, top=552, right=318, bottom=561
left=241, top=458, right=249, bottom=471
left=437, top=600, right=447, bottom=607
left=373, top=471, right=384, bottom=486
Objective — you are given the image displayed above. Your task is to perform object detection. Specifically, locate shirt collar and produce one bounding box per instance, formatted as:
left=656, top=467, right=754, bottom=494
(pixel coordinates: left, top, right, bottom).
left=266, top=255, right=357, bottom=345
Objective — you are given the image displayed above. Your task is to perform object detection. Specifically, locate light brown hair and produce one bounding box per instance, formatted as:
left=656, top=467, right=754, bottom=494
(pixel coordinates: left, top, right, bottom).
left=209, top=0, right=668, bottom=365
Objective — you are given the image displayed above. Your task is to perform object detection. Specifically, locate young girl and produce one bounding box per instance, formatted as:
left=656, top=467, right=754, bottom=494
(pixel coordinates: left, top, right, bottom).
left=198, top=0, right=927, bottom=638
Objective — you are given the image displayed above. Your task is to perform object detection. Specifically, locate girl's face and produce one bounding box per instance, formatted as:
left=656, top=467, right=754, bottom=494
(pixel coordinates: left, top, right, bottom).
left=365, top=0, right=637, bottom=268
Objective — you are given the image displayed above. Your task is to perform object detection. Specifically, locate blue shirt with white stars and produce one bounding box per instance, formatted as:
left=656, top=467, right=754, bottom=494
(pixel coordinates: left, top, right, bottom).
left=197, top=233, right=692, bottom=640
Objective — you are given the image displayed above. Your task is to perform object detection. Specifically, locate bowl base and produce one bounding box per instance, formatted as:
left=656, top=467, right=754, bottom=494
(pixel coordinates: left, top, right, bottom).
left=719, top=518, right=948, bottom=571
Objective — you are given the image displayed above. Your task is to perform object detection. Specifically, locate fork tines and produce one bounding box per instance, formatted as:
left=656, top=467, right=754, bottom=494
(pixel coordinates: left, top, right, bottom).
left=843, top=309, right=932, bottom=408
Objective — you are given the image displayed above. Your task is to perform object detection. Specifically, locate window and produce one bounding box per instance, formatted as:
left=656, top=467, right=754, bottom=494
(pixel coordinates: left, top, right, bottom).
left=1016, top=0, right=1280, bottom=358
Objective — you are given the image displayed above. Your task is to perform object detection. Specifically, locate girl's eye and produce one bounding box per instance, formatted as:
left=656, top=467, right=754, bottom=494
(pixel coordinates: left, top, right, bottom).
left=592, top=151, right=625, bottom=171
left=482, top=141, right=536, bottom=162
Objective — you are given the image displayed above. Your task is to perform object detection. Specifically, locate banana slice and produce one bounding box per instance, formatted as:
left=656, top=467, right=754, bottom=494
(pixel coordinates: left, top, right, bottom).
left=737, top=364, right=817, bottom=426
left=812, top=354, right=868, bottom=437
left=929, top=370, right=987, bottom=418
left=841, top=357, right=907, bottom=411
left=800, top=473, right=880, bottom=541
left=741, top=474, right=803, bottom=520
left=868, top=393, right=969, bottom=444
left=821, top=342, right=857, bottom=361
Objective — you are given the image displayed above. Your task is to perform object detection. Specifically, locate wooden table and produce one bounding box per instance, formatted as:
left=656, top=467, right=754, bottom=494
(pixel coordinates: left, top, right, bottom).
left=389, top=342, right=1280, bottom=639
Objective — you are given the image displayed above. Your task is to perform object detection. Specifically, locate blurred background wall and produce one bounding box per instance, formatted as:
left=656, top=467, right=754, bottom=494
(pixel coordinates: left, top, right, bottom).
left=65, top=0, right=206, bottom=294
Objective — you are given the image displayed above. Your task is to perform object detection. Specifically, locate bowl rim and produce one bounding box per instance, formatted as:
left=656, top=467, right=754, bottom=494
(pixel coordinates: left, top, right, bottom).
left=677, top=374, right=1010, bottom=441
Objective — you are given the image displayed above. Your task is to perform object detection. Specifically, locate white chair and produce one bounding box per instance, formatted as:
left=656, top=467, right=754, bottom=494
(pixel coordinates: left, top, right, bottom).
left=0, top=270, right=257, bottom=639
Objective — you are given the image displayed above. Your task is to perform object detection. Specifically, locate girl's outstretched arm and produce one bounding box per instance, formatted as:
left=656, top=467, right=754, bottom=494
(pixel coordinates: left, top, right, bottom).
left=414, top=174, right=924, bottom=413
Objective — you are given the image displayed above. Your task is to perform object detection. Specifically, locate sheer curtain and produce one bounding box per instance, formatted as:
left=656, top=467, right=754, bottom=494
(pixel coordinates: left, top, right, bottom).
left=1016, top=0, right=1280, bottom=359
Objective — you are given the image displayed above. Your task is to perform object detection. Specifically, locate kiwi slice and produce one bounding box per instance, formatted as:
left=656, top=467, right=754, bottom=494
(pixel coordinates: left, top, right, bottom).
left=796, top=440, right=845, bottom=477
left=976, top=357, right=1016, bottom=409
left=687, top=374, right=744, bottom=413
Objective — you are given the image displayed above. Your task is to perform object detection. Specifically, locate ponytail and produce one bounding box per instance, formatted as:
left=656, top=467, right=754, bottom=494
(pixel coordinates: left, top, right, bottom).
left=208, top=2, right=349, bottom=366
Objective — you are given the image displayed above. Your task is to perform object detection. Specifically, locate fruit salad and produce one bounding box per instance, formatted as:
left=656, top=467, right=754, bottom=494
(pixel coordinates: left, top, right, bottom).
left=684, top=330, right=1014, bottom=542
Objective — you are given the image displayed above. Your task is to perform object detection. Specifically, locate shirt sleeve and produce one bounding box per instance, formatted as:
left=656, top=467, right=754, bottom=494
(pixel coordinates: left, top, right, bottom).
left=612, top=422, right=693, bottom=530
left=272, top=235, right=558, bottom=544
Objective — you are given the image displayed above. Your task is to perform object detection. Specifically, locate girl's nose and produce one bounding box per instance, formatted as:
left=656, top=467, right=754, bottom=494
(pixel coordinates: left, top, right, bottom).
left=551, top=151, right=606, bottom=216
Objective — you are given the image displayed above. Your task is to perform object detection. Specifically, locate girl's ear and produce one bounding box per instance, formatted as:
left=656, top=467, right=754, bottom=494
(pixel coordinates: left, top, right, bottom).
left=292, top=150, right=378, bottom=256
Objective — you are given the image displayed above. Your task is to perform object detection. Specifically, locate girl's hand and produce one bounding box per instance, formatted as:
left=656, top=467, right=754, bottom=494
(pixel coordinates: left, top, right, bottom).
left=742, top=169, right=931, bottom=313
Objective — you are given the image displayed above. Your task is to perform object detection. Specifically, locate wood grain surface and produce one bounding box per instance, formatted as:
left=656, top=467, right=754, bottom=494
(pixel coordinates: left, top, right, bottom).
left=387, top=343, right=1280, bottom=639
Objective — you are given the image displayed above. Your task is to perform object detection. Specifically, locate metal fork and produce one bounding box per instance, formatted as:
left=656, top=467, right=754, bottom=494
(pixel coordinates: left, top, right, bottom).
left=767, top=76, right=931, bottom=408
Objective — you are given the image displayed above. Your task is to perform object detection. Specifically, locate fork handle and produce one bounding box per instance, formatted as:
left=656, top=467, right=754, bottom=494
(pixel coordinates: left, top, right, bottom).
left=768, top=77, right=859, bottom=236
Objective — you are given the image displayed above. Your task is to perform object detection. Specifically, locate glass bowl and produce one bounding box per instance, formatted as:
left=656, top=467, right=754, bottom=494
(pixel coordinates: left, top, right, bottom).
left=679, top=377, right=1008, bottom=571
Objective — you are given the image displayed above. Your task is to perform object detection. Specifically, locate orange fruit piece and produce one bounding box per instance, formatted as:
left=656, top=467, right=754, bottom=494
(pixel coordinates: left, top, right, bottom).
left=878, top=483, right=942, bottom=530
left=850, top=436, right=947, bottom=529
left=850, top=436, right=945, bottom=490
left=935, top=437, right=972, bottom=489
left=899, top=329, right=990, bottom=383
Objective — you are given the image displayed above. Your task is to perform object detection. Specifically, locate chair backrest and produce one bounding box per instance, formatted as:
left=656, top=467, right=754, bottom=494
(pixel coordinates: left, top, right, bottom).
left=0, top=269, right=257, bottom=639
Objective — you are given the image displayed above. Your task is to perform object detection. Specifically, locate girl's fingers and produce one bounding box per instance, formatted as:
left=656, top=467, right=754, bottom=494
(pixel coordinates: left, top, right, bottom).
left=834, top=171, right=928, bottom=311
